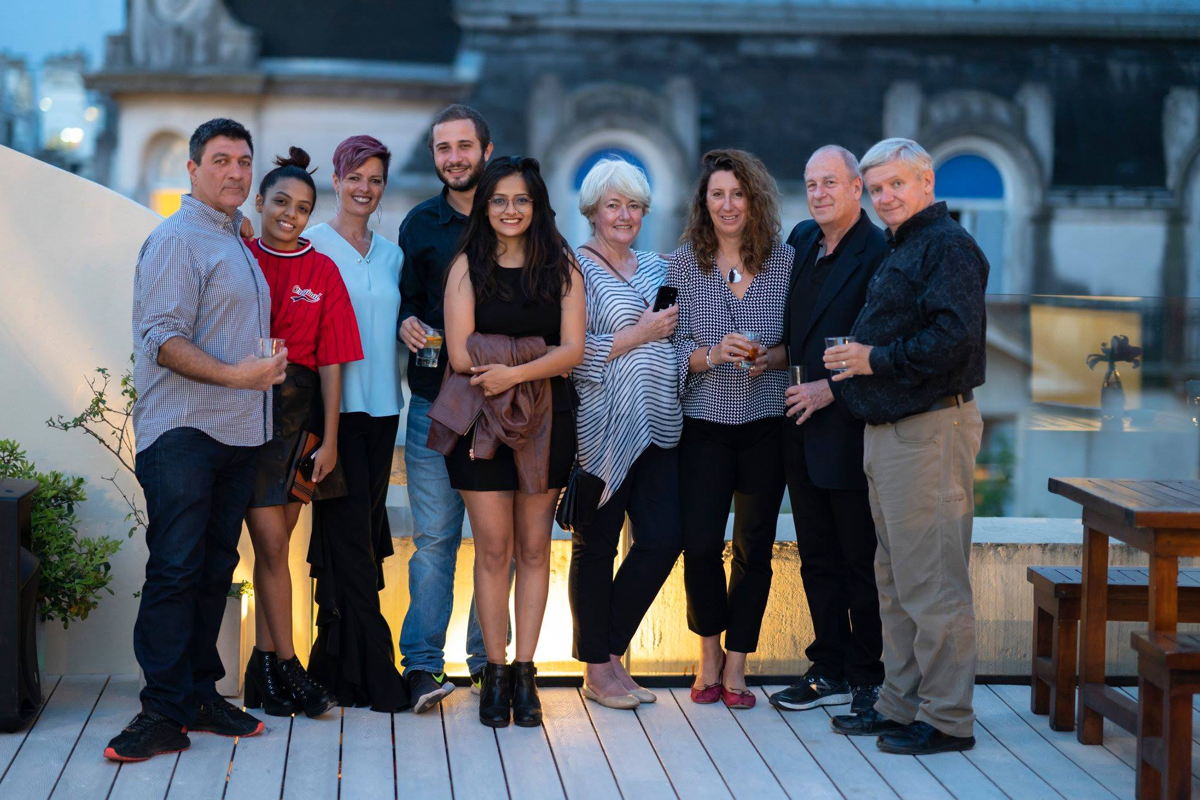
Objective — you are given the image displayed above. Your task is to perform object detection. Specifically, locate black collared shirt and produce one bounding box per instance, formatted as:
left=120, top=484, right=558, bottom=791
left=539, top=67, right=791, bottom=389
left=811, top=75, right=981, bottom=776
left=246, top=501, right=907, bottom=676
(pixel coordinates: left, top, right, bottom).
left=397, top=188, right=468, bottom=400
left=839, top=202, right=989, bottom=425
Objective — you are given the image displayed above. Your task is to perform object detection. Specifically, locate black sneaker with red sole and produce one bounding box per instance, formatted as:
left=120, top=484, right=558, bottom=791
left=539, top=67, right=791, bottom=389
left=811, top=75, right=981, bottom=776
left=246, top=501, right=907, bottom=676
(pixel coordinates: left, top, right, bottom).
left=191, top=697, right=264, bottom=737
left=104, top=711, right=190, bottom=762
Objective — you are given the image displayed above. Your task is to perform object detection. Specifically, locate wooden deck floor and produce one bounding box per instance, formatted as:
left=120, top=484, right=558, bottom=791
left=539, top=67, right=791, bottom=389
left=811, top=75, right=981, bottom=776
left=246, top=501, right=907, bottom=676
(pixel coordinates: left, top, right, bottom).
left=1, top=676, right=1193, bottom=799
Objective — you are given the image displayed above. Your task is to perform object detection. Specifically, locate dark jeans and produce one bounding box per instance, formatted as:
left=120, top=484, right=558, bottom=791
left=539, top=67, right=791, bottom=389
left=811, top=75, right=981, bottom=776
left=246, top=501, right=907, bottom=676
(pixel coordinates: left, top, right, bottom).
left=133, top=426, right=259, bottom=725
left=784, top=427, right=884, bottom=685
left=569, top=445, right=683, bottom=663
left=680, top=416, right=786, bottom=653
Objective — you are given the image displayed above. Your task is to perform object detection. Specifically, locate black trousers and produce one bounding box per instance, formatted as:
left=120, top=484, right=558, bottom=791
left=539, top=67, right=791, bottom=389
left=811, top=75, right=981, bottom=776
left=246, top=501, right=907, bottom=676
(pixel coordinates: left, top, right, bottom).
left=680, top=416, right=786, bottom=653
left=133, top=427, right=258, bottom=725
left=568, top=445, right=683, bottom=663
left=308, top=412, right=410, bottom=711
left=784, top=426, right=884, bottom=685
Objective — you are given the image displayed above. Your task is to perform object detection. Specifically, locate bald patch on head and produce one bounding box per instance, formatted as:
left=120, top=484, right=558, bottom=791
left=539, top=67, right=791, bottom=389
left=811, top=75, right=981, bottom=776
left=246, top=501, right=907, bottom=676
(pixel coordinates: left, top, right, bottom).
left=806, top=145, right=861, bottom=180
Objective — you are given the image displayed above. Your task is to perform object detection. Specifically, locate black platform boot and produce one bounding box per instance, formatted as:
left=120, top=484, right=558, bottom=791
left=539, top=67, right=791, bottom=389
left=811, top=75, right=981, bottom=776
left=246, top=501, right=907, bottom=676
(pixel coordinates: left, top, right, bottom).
left=511, top=661, right=542, bottom=728
left=479, top=662, right=514, bottom=728
left=277, top=655, right=338, bottom=718
left=243, top=648, right=298, bottom=717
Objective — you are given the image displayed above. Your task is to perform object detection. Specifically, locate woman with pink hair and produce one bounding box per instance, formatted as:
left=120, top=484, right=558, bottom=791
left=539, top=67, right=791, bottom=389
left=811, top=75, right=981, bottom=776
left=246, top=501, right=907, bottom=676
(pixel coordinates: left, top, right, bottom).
left=304, top=135, right=410, bottom=711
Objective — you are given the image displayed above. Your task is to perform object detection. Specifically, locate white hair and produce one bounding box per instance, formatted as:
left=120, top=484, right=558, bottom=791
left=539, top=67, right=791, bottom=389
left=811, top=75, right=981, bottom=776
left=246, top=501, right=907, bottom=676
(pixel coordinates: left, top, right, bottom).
left=859, top=137, right=933, bottom=176
left=577, top=157, right=652, bottom=220
left=807, top=144, right=861, bottom=180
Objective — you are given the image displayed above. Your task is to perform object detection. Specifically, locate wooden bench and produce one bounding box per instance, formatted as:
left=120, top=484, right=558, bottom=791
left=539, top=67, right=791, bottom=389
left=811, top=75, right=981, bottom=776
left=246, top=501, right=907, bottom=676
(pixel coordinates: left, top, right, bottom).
left=1027, top=566, right=1200, bottom=731
left=1131, top=632, right=1200, bottom=799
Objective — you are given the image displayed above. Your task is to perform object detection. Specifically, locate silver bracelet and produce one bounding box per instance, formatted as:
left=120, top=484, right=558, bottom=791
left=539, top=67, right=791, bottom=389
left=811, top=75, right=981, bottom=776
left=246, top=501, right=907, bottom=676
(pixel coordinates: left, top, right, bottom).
left=705, top=346, right=715, bottom=370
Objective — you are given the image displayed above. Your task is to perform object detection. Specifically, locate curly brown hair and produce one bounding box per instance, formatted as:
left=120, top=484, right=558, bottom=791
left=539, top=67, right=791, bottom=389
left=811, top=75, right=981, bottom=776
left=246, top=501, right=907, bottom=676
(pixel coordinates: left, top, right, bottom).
left=681, top=149, right=781, bottom=275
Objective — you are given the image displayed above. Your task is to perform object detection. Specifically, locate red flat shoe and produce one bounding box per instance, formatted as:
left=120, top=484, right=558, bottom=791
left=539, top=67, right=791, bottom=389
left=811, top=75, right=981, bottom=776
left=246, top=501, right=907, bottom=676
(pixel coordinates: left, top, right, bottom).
left=690, top=682, right=723, bottom=704
left=721, top=686, right=756, bottom=710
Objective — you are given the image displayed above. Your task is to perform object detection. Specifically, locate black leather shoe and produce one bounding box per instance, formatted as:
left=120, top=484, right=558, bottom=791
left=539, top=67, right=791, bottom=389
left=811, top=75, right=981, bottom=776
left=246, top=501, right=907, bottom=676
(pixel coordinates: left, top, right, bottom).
left=244, top=649, right=298, bottom=717
left=278, top=655, right=338, bottom=718
left=877, top=721, right=975, bottom=755
left=511, top=661, right=542, bottom=727
left=479, top=662, right=514, bottom=728
left=830, top=708, right=906, bottom=736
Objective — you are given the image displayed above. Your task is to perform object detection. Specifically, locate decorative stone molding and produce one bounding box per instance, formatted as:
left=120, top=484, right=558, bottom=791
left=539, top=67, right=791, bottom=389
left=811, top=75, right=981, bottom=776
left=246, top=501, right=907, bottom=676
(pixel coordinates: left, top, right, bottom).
left=882, top=80, right=922, bottom=141
left=1164, top=87, right=1200, bottom=193
left=104, top=0, right=259, bottom=72
left=1016, top=83, right=1053, bottom=185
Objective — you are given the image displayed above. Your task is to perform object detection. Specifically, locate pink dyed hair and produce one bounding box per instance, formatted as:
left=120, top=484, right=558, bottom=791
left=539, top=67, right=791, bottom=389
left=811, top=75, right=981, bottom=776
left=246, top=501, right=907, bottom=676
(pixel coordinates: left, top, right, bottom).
left=331, top=135, right=391, bottom=180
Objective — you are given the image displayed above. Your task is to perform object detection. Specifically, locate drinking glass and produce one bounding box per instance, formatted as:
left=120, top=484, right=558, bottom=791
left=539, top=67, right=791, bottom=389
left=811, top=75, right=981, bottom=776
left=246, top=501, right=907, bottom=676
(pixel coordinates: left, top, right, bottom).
left=417, top=327, right=444, bottom=368
left=824, top=335, right=857, bottom=374
left=737, top=331, right=761, bottom=370
left=257, top=337, right=285, bottom=358
left=789, top=365, right=806, bottom=386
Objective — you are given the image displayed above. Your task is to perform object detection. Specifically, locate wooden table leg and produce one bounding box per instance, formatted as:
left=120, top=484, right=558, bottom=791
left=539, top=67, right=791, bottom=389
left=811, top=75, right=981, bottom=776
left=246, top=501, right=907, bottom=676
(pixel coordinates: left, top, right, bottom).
left=1077, top=524, right=1108, bottom=744
left=1148, top=554, right=1179, bottom=633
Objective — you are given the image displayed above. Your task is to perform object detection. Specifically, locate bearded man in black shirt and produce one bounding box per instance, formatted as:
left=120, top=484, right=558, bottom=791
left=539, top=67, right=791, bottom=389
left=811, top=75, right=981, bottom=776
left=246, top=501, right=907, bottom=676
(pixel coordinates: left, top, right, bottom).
left=823, top=138, right=988, bottom=756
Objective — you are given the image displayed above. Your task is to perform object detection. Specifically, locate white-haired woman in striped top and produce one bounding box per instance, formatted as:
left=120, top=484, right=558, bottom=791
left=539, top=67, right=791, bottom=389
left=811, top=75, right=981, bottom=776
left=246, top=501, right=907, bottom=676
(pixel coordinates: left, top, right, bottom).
left=568, top=158, right=684, bottom=710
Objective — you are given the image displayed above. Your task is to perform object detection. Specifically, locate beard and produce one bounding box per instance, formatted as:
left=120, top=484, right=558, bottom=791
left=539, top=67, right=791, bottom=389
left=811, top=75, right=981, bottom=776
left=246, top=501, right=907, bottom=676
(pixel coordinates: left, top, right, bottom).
left=438, top=157, right=486, bottom=192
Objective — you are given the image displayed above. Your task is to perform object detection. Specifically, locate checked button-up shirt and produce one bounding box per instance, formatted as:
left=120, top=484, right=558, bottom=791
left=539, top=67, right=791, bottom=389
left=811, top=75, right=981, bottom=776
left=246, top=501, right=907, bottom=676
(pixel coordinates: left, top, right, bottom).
left=132, top=193, right=272, bottom=452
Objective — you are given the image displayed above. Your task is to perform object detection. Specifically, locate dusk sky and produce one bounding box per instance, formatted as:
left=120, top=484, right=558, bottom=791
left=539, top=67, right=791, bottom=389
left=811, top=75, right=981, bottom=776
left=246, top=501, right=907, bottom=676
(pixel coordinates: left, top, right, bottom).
left=0, top=1, right=125, bottom=71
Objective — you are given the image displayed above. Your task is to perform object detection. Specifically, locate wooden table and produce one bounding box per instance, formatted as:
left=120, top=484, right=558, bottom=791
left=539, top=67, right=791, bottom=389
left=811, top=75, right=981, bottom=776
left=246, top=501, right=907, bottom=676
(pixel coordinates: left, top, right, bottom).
left=1048, top=477, right=1200, bottom=747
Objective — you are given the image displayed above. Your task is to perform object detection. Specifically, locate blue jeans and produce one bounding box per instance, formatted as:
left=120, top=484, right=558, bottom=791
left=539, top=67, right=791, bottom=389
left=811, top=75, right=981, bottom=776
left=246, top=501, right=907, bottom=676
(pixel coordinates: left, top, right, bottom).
left=133, top=427, right=259, bottom=725
left=399, top=395, right=488, bottom=674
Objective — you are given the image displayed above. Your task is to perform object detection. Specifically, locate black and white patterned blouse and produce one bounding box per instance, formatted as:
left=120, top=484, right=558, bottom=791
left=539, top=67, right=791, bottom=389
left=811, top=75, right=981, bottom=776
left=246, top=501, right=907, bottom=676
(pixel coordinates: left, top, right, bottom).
left=667, top=240, right=793, bottom=425
left=572, top=249, right=683, bottom=506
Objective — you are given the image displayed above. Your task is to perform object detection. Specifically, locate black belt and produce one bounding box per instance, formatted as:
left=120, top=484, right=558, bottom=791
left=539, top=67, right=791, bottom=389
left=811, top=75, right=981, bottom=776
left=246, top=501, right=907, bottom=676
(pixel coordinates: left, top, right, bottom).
left=926, top=389, right=973, bottom=413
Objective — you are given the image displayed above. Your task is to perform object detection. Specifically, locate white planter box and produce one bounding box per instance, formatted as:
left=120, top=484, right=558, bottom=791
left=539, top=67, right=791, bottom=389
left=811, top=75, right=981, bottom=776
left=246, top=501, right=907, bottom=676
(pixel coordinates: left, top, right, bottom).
left=216, top=592, right=250, bottom=697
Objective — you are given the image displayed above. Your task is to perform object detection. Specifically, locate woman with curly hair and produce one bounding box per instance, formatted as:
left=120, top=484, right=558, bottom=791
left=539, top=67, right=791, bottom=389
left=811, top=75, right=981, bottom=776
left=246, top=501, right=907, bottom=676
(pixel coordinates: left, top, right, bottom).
left=668, top=149, right=793, bottom=710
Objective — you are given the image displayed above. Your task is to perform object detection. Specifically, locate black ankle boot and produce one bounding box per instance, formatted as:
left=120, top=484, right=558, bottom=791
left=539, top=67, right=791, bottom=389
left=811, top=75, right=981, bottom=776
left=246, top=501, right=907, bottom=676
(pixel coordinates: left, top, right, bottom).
left=511, top=661, right=542, bottom=727
left=479, top=662, right=513, bottom=728
left=243, top=649, right=298, bottom=717
left=277, top=655, right=338, bottom=718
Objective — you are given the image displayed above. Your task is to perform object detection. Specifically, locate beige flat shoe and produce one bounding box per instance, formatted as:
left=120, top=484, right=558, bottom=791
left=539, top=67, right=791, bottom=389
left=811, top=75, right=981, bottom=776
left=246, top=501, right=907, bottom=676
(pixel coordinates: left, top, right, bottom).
left=628, top=687, right=656, bottom=704
left=582, top=685, right=640, bottom=709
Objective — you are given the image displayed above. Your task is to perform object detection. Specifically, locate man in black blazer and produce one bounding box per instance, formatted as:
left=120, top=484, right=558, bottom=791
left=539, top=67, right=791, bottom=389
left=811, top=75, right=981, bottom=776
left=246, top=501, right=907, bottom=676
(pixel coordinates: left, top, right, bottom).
left=769, top=145, right=888, bottom=715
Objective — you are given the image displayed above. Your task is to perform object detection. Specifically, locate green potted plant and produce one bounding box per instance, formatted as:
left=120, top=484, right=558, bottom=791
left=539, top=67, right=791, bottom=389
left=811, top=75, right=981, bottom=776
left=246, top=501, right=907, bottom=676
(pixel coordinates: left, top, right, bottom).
left=0, top=441, right=123, bottom=637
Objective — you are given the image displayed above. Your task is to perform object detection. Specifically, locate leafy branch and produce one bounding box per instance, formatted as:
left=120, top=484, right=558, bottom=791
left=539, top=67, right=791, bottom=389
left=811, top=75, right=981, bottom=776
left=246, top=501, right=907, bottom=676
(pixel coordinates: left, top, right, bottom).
left=46, top=358, right=145, bottom=538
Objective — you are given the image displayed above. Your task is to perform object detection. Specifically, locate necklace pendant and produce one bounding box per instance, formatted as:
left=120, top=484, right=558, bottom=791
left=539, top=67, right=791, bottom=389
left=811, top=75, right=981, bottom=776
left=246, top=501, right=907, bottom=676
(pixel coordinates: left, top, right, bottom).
left=727, top=267, right=743, bottom=284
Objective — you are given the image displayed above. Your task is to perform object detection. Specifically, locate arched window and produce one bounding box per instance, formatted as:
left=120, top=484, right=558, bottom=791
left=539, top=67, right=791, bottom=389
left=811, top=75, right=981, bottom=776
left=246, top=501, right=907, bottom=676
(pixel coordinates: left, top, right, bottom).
left=573, top=148, right=652, bottom=190
left=936, top=153, right=1007, bottom=293
left=564, top=146, right=655, bottom=248
left=141, top=132, right=189, bottom=216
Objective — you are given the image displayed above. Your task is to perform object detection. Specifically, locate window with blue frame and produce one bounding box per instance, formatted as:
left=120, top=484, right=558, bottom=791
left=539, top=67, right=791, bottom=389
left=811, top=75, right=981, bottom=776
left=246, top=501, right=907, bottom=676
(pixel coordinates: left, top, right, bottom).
left=936, top=153, right=1006, bottom=293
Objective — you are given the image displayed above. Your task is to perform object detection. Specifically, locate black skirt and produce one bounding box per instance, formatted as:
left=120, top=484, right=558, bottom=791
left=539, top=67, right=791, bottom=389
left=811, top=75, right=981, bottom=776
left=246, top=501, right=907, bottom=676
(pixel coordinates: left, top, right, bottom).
left=249, top=364, right=348, bottom=507
left=445, top=406, right=575, bottom=492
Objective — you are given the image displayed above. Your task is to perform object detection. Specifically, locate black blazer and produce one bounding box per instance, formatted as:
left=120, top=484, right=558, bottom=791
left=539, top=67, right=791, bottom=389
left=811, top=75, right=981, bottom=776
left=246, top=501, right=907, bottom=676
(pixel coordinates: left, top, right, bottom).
left=784, top=211, right=887, bottom=490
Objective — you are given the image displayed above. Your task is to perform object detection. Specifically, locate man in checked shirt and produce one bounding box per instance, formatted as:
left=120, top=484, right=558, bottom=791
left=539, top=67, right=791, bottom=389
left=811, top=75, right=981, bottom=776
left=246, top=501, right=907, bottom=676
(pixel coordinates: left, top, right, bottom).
left=105, top=118, right=287, bottom=763
left=823, top=138, right=988, bottom=756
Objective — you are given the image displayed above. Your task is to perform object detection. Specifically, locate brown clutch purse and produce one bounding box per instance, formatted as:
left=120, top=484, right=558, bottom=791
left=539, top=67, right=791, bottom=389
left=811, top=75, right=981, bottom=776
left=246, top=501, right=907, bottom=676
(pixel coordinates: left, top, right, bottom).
left=289, top=432, right=321, bottom=504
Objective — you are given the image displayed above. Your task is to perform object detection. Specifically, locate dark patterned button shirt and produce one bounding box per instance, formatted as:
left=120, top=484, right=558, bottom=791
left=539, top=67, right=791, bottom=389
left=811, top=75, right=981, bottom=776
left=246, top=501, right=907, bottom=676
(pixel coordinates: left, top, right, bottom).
left=132, top=194, right=272, bottom=452
left=839, top=202, right=989, bottom=426
left=668, top=240, right=793, bottom=425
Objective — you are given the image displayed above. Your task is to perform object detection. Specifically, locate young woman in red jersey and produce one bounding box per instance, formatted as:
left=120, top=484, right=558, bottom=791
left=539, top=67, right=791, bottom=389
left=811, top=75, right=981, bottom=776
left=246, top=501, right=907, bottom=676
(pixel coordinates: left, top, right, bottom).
left=242, top=148, right=364, bottom=718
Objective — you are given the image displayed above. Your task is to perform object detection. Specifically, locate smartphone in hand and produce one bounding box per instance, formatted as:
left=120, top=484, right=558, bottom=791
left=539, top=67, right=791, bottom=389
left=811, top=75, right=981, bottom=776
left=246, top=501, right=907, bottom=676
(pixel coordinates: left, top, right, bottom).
left=653, top=285, right=678, bottom=312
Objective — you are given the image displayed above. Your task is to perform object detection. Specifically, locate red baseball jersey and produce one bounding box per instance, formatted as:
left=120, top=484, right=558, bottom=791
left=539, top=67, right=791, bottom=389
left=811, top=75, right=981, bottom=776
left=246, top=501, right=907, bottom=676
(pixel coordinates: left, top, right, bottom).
left=247, top=237, right=364, bottom=371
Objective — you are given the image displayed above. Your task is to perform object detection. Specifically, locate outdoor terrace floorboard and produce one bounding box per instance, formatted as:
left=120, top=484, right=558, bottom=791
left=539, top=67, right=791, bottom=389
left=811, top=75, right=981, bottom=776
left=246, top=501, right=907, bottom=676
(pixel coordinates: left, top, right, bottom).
left=0, top=676, right=1167, bottom=799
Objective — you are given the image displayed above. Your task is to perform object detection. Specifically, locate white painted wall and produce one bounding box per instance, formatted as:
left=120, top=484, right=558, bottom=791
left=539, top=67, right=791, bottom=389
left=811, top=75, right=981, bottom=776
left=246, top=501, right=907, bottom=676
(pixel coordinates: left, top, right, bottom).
left=1050, top=208, right=1168, bottom=295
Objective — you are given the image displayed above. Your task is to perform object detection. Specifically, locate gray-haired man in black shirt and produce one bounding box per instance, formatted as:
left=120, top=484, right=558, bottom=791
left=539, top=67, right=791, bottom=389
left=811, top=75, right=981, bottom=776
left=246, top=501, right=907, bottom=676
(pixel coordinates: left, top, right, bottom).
left=823, top=138, right=988, bottom=756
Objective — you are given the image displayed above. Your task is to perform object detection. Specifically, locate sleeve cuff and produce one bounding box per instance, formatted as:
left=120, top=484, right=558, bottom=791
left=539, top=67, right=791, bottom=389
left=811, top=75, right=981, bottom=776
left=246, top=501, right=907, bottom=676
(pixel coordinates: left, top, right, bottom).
left=868, top=344, right=894, bottom=378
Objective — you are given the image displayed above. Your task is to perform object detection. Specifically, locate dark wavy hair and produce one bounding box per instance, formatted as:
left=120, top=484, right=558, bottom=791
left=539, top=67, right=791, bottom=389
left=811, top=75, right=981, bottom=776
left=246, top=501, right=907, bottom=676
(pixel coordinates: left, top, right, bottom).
left=456, top=156, right=572, bottom=305
left=681, top=148, right=781, bottom=275
left=257, top=146, right=316, bottom=201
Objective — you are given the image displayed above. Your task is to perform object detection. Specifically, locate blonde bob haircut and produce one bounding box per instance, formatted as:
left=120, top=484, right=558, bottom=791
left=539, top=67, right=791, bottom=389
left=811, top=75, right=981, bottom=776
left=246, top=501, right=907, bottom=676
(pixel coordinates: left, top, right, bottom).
left=577, top=157, right=653, bottom=223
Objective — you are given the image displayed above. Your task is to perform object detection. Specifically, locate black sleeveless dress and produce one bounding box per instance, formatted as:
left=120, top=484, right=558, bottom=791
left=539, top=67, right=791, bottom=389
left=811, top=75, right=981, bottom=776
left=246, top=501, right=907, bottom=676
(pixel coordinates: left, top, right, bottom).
left=445, top=265, right=575, bottom=491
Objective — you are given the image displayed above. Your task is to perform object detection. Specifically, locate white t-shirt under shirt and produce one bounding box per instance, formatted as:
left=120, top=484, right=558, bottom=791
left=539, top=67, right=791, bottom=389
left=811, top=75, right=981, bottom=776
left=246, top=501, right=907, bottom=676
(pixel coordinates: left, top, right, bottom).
left=305, top=222, right=405, bottom=418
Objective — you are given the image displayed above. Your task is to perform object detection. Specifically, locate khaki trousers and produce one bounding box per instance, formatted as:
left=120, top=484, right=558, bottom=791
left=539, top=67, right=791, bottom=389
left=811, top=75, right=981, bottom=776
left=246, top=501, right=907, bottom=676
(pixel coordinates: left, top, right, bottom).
left=863, top=400, right=983, bottom=738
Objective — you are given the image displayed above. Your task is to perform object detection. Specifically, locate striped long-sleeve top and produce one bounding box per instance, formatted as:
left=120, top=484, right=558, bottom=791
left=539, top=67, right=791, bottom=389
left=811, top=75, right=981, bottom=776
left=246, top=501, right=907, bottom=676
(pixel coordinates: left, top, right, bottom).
left=571, top=249, right=683, bottom=507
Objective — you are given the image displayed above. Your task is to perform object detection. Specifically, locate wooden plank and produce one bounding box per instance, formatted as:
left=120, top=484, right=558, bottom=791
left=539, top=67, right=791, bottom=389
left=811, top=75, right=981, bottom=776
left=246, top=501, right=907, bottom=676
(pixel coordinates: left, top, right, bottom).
left=391, top=700, right=452, bottom=800
left=221, top=711, right=292, bottom=800
left=107, top=748, right=178, bottom=800
left=495, top=719, right=566, bottom=800
left=915, top=750, right=1009, bottom=800
left=990, top=684, right=1133, bottom=798
left=816, top=708, right=953, bottom=799
left=340, top=706, right=396, bottom=800
left=164, top=721, right=237, bottom=800
left=758, top=686, right=897, bottom=799
left=442, top=685, right=507, bottom=800
left=961, top=714, right=1064, bottom=799
left=540, top=687, right=620, bottom=800
left=726, top=689, right=839, bottom=800
left=635, top=685, right=729, bottom=799
left=0, top=674, right=56, bottom=784
left=973, top=687, right=1117, bottom=799
left=581, top=693, right=671, bottom=798
left=50, top=675, right=141, bottom=800
left=1100, top=715, right=1200, bottom=795
left=0, top=674, right=106, bottom=800
left=281, top=708, right=342, bottom=800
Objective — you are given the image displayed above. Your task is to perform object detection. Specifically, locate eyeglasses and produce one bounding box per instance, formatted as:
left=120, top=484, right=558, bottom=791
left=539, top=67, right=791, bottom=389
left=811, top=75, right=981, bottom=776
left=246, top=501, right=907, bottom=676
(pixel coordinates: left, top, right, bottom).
left=488, top=195, right=533, bottom=210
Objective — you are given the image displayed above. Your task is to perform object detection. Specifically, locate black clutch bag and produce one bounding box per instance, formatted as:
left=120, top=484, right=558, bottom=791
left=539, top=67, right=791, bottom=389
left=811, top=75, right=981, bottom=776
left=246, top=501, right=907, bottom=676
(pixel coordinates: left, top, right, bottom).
left=555, top=462, right=605, bottom=533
